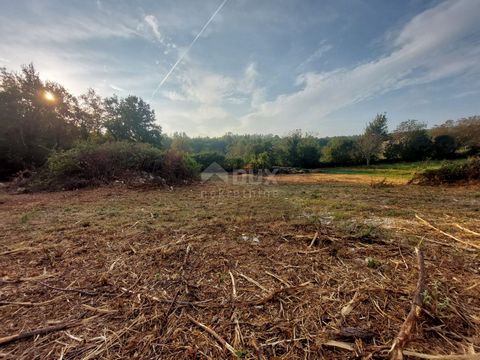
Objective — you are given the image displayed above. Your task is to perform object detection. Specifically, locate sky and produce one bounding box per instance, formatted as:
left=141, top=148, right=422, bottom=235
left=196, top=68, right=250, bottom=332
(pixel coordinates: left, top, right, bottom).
left=1, top=0, right=479, bottom=137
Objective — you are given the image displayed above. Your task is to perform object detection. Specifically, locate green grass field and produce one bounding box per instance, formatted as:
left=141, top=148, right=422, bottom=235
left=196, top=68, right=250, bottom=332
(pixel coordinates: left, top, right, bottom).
left=319, top=159, right=467, bottom=181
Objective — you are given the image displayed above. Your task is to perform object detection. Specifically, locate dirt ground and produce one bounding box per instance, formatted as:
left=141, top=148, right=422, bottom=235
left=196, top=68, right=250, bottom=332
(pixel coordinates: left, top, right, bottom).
left=1, top=174, right=479, bottom=359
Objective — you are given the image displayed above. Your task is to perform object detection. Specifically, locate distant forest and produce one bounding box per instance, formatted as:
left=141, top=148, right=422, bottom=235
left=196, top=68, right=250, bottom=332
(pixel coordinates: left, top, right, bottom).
left=1, top=64, right=479, bottom=179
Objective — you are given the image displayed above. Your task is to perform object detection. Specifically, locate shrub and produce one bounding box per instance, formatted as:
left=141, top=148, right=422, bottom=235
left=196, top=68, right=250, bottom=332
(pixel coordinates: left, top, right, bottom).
left=44, top=141, right=199, bottom=189
left=410, top=157, right=480, bottom=185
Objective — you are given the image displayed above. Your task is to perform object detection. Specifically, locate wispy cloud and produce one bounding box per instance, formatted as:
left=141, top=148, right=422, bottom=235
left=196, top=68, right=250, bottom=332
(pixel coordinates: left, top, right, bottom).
left=109, top=84, right=127, bottom=92
left=144, top=15, right=162, bottom=42
left=150, top=0, right=229, bottom=99
left=298, top=40, right=332, bottom=69
left=241, top=0, right=480, bottom=134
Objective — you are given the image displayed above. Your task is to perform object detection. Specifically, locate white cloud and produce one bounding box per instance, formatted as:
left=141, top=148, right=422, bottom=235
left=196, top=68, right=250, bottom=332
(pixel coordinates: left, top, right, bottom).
left=298, top=40, right=332, bottom=69
left=156, top=62, right=266, bottom=135
left=179, top=71, right=235, bottom=104
left=144, top=15, right=163, bottom=42
left=109, top=84, right=127, bottom=92
left=240, top=0, right=480, bottom=133
left=161, top=90, right=187, bottom=101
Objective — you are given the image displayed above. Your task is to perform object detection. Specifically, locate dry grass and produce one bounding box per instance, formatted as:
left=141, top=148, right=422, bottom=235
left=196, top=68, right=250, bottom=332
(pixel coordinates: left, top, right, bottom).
left=275, top=173, right=408, bottom=185
left=1, top=175, right=479, bottom=359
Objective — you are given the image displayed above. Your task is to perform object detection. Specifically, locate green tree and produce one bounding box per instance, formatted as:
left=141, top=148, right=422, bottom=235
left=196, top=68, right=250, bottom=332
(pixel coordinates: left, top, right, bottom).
left=432, top=134, right=457, bottom=159
left=192, top=151, right=225, bottom=171
left=357, top=113, right=388, bottom=166
left=104, top=95, right=162, bottom=146
left=78, top=88, right=105, bottom=138
left=297, top=136, right=320, bottom=168
left=321, top=137, right=357, bottom=164
left=0, top=64, right=80, bottom=176
left=431, top=116, right=480, bottom=154
left=385, top=120, right=432, bottom=161
left=170, top=132, right=192, bottom=153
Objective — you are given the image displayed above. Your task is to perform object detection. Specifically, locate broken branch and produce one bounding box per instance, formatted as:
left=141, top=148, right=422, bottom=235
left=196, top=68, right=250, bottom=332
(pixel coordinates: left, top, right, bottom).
left=389, top=247, right=426, bottom=360
left=186, top=314, right=237, bottom=356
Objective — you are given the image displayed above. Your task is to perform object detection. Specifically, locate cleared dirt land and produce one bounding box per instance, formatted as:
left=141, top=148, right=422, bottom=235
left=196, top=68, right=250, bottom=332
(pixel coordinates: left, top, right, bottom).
left=1, top=174, right=479, bottom=359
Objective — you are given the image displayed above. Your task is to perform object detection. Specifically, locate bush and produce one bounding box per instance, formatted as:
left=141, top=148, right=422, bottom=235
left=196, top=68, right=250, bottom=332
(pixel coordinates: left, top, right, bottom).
left=44, top=141, right=199, bottom=189
left=410, top=157, right=480, bottom=185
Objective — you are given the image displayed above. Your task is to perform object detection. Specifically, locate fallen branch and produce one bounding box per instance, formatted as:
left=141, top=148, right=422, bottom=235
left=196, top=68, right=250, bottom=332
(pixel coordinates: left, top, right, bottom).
left=40, top=282, right=98, bottom=296
left=0, top=321, right=78, bottom=346
left=186, top=314, right=237, bottom=356
left=389, top=247, right=426, bottom=360
left=415, top=214, right=480, bottom=250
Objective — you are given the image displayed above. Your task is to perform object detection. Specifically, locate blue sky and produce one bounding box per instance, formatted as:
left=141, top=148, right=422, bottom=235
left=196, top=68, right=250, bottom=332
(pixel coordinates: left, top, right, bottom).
left=1, top=0, right=479, bottom=136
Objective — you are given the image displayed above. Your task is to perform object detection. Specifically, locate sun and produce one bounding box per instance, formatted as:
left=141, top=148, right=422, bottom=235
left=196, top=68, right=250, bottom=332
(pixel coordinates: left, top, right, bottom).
left=44, top=90, right=55, bottom=102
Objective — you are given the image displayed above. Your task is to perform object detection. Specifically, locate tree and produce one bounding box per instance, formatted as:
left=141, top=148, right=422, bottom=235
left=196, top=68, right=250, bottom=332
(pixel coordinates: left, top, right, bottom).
left=431, top=116, right=480, bottom=155
left=78, top=88, right=105, bottom=138
left=385, top=120, right=432, bottom=161
left=104, top=95, right=162, bottom=146
left=0, top=64, right=81, bottom=176
left=321, top=137, right=357, bottom=164
left=357, top=113, right=388, bottom=166
left=297, top=136, right=321, bottom=168
left=250, top=151, right=271, bottom=171
left=283, top=130, right=302, bottom=166
left=432, top=134, right=457, bottom=159
left=170, top=132, right=192, bottom=153
left=192, top=151, right=225, bottom=171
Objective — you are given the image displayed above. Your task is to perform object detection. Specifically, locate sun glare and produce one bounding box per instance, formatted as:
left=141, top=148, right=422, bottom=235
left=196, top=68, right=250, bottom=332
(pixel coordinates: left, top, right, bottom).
left=44, top=90, right=55, bottom=102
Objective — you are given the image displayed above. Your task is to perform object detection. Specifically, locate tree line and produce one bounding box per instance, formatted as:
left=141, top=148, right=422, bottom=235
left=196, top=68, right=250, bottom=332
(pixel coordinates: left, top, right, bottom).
left=1, top=64, right=479, bottom=179
left=168, top=114, right=480, bottom=171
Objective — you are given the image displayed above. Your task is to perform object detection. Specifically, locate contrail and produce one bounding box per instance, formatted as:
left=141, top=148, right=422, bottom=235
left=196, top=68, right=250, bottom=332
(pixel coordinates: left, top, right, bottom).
left=150, top=0, right=229, bottom=100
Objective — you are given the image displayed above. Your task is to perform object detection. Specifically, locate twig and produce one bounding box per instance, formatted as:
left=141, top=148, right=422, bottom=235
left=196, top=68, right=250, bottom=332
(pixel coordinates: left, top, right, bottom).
left=296, top=249, right=324, bottom=254
left=0, top=295, right=64, bottom=307
left=308, top=231, right=319, bottom=248
left=186, top=314, right=237, bottom=356
left=81, top=304, right=117, bottom=314
left=415, top=214, right=480, bottom=250
left=262, top=337, right=307, bottom=347
left=323, top=340, right=355, bottom=351
left=245, top=283, right=310, bottom=306
left=237, top=272, right=269, bottom=292
left=0, top=273, right=57, bottom=284
left=265, top=271, right=291, bottom=287
left=0, top=247, right=37, bottom=256
left=120, top=287, right=211, bottom=307
left=389, top=247, right=426, bottom=360
left=40, top=282, right=98, bottom=296
left=402, top=351, right=480, bottom=360
left=159, top=290, right=180, bottom=335
left=0, top=321, right=79, bottom=346
left=229, top=271, right=237, bottom=299
left=454, top=223, right=480, bottom=237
